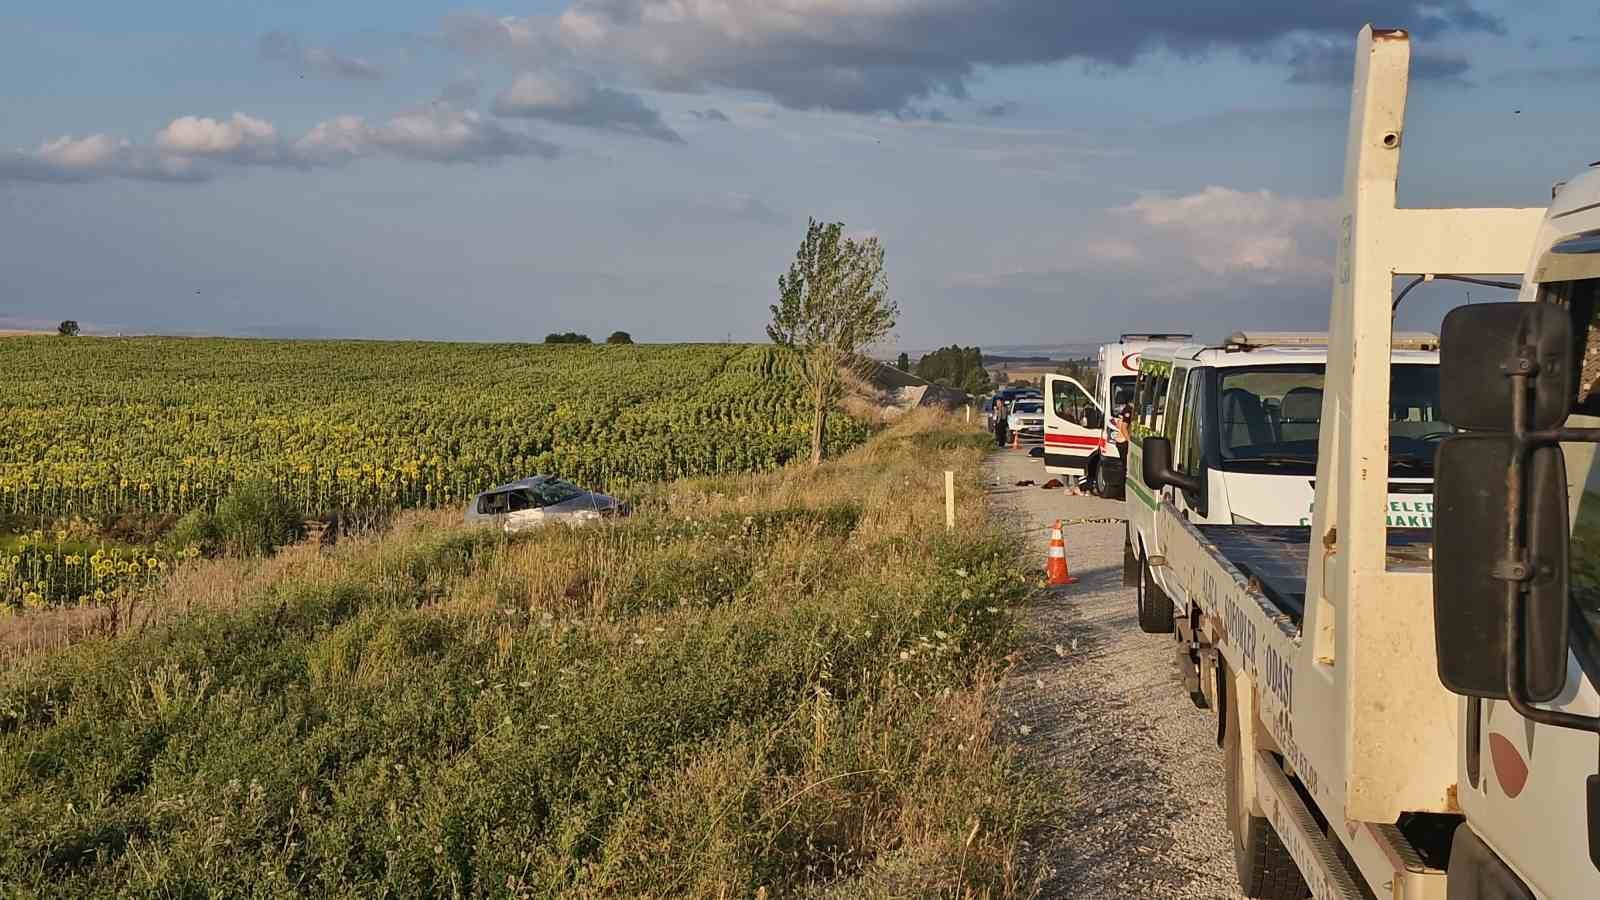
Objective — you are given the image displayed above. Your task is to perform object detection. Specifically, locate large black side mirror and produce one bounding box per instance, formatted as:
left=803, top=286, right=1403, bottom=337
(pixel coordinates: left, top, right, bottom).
left=1433, top=436, right=1571, bottom=701
left=1440, top=302, right=1573, bottom=430
left=1084, top=408, right=1105, bottom=430
left=1141, top=436, right=1200, bottom=495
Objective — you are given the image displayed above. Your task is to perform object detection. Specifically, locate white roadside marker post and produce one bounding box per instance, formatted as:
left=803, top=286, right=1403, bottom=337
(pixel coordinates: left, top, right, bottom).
left=945, top=470, right=955, bottom=531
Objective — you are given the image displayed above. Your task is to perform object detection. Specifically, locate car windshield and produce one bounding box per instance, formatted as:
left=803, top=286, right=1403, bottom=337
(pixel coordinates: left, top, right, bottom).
left=1012, top=400, right=1043, bottom=415
left=1217, top=364, right=1447, bottom=476
left=530, top=480, right=585, bottom=506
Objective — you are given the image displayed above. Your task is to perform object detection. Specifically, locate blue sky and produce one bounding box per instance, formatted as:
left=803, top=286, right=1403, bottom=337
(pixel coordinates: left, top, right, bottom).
left=3, top=1, right=1597, bottom=349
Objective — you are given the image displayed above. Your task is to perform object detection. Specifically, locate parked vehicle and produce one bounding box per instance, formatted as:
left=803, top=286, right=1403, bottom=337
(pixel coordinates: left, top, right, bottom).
left=1130, top=26, right=1598, bottom=898
left=465, top=476, right=627, bottom=532
left=1042, top=334, right=1191, bottom=497
left=1006, top=397, right=1045, bottom=443
left=1122, top=331, right=1441, bottom=540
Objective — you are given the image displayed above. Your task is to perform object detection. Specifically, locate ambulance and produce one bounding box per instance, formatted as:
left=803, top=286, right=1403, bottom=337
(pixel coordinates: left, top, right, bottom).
left=1043, top=333, right=1190, bottom=497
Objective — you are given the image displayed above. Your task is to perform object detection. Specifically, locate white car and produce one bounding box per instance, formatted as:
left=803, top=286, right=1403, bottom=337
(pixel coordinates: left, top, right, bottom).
left=1006, top=398, right=1045, bottom=443
left=464, top=476, right=628, bottom=532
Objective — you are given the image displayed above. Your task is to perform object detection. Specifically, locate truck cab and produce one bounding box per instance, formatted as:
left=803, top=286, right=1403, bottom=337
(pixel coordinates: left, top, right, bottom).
left=1123, top=334, right=1443, bottom=598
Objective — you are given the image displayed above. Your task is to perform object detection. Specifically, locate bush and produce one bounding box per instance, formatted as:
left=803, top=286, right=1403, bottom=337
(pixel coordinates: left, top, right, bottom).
left=214, top=481, right=302, bottom=557
left=606, top=331, right=633, bottom=344
left=161, top=509, right=222, bottom=557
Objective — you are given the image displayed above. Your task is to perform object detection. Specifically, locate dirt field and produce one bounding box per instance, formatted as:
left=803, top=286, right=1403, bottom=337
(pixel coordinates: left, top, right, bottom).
left=985, top=447, right=1245, bottom=899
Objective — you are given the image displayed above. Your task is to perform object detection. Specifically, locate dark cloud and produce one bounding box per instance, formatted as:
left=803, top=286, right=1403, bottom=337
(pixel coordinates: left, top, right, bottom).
left=979, top=101, right=1019, bottom=118
left=690, top=108, right=731, bottom=123
left=537, top=0, right=1502, bottom=113
left=492, top=71, right=682, bottom=143
left=260, top=31, right=385, bottom=81
left=1283, top=38, right=1471, bottom=84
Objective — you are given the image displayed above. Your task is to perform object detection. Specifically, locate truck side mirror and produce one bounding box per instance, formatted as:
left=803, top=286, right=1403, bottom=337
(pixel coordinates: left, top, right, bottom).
left=1433, top=436, right=1571, bottom=701
left=1141, top=436, right=1200, bottom=495
left=1084, top=408, right=1105, bottom=430
left=1440, top=302, right=1573, bottom=430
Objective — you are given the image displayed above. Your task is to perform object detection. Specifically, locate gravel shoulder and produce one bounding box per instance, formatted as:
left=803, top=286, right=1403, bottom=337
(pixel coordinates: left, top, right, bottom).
left=984, top=448, right=1243, bottom=900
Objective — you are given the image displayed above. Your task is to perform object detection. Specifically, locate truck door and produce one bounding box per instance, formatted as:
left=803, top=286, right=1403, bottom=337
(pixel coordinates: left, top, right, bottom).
left=1043, top=374, right=1103, bottom=476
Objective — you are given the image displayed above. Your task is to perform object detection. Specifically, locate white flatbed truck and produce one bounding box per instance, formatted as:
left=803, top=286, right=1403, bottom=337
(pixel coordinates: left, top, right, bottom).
left=1132, top=26, right=1600, bottom=899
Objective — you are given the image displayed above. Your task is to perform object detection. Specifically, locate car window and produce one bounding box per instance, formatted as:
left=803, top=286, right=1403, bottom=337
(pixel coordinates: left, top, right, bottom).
left=1162, top=367, right=1186, bottom=440
left=1178, top=368, right=1205, bottom=475
left=532, top=481, right=584, bottom=506
left=478, top=491, right=510, bottom=515
left=1051, top=379, right=1092, bottom=426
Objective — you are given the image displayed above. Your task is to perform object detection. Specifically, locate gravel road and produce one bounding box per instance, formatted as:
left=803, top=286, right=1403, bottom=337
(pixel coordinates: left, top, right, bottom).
left=985, top=447, right=1245, bottom=900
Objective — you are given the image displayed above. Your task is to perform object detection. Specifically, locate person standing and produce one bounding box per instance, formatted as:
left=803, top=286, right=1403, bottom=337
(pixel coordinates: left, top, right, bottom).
left=993, top=397, right=1009, bottom=448
left=1115, top=405, right=1132, bottom=462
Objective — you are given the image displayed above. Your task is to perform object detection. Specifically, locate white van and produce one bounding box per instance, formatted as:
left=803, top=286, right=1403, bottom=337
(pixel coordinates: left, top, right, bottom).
left=1124, top=331, right=1443, bottom=590
left=1042, top=333, right=1190, bottom=496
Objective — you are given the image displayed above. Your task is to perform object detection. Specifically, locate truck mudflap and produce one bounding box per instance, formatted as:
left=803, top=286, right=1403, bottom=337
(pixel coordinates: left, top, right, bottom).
left=1254, top=750, right=1368, bottom=900
left=1445, top=826, right=1534, bottom=900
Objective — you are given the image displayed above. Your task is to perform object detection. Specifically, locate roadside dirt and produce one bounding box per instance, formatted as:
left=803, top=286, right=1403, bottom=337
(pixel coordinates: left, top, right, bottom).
left=985, top=448, right=1244, bottom=899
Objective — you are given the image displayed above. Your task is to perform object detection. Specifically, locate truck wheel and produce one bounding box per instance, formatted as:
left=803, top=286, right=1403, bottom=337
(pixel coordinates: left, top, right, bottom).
left=1222, top=665, right=1308, bottom=900
left=1137, top=553, right=1174, bottom=634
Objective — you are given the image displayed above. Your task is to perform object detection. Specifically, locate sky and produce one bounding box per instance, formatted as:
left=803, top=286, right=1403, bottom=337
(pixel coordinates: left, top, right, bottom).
left=3, top=1, right=1598, bottom=349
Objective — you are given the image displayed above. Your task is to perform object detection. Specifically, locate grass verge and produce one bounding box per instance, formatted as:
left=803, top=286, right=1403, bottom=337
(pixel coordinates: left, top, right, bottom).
left=0, top=410, right=1048, bottom=898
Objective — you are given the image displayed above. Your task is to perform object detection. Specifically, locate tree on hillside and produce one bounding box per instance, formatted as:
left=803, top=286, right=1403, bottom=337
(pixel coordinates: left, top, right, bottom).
left=768, top=219, right=898, bottom=465
left=914, top=345, right=991, bottom=395
left=606, top=331, right=634, bottom=345
left=895, top=351, right=909, bottom=372
left=544, top=332, right=592, bottom=344
left=57, top=320, right=80, bottom=337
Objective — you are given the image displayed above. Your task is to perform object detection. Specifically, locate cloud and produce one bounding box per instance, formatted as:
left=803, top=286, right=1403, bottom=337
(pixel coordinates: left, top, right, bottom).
left=690, top=108, right=731, bottom=123
left=686, top=192, right=786, bottom=225
left=2, top=106, right=558, bottom=184
left=979, top=101, right=1019, bottom=118
left=154, top=112, right=291, bottom=164
left=1282, top=37, right=1471, bottom=84
left=438, top=74, right=483, bottom=104
left=1113, top=186, right=1338, bottom=279
left=953, top=186, right=1338, bottom=300
left=296, top=104, right=562, bottom=164
left=492, top=71, right=682, bottom=142
left=448, top=1, right=1502, bottom=114
left=260, top=31, right=385, bottom=80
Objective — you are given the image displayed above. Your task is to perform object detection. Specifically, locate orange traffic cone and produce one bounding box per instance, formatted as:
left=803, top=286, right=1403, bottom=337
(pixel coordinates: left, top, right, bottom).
left=1046, top=520, right=1077, bottom=586
left=1010, top=431, right=1020, bottom=450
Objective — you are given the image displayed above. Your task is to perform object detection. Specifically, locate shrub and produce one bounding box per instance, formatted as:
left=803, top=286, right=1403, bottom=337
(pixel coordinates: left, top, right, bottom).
left=161, top=509, right=222, bottom=557
left=213, top=481, right=302, bottom=557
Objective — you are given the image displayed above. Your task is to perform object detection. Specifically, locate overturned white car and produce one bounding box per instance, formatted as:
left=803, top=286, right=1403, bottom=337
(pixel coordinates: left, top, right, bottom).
left=464, top=476, right=628, bottom=532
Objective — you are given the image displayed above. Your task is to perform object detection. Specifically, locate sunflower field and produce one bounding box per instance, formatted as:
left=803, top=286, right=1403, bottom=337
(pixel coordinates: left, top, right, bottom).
left=1, top=337, right=865, bottom=525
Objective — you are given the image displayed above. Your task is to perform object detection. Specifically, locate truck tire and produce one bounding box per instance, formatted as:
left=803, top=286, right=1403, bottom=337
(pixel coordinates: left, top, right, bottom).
left=1136, top=553, right=1174, bottom=634
left=1222, top=665, right=1309, bottom=900
left=1094, top=457, right=1113, bottom=498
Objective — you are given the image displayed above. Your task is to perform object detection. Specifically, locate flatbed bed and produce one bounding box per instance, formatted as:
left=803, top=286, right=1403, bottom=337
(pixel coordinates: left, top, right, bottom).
left=1196, top=525, right=1434, bottom=624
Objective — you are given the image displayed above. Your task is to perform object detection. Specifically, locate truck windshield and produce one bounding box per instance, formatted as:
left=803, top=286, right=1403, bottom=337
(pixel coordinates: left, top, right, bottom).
left=1109, top=377, right=1135, bottom=416
left=1217, top=364, right=1447, bottom=476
